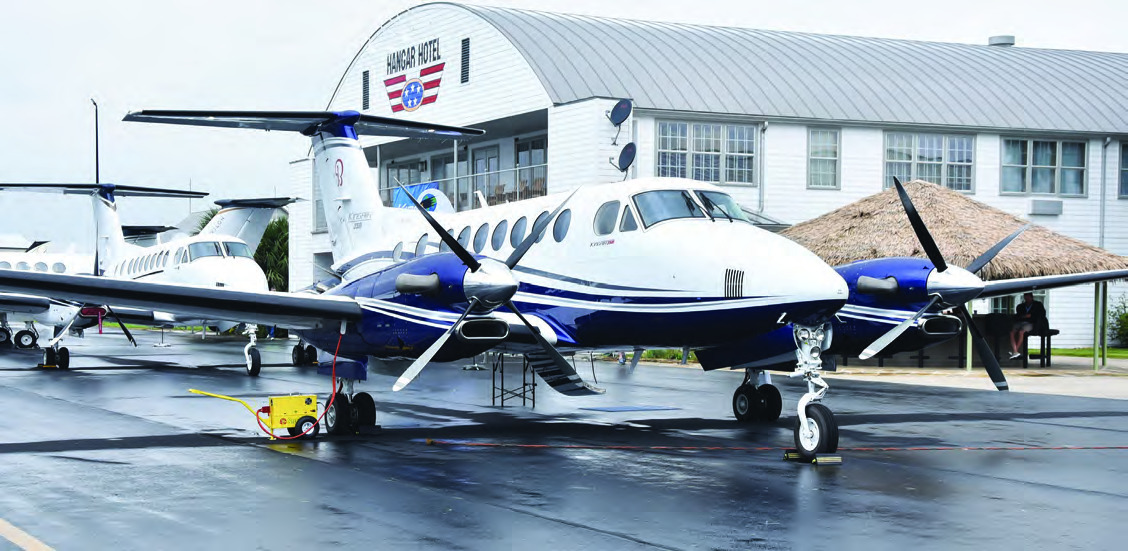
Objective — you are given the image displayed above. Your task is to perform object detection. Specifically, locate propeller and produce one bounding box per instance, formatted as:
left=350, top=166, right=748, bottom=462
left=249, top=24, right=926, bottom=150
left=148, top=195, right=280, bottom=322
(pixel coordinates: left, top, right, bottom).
left=859, top=177, right=1018, bottom=390
left=392, top=185, right=583, bottom=391
left=103, top=305, right=137, bottom=347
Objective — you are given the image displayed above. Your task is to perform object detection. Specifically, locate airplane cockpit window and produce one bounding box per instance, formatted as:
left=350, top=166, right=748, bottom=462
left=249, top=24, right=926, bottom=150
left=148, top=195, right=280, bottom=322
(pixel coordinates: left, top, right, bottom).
left=458, top=226, right=471, bottom=249
left=492, top=220, right=508, bottom=251
left=223, top=242, right=254, bottom=259
left=34, top=262, right=47, bottom=272
left=695, top=190, right=751, bottom=223
left=415, top=234, right=430, bottom=258
left=553, top=209, right=572, bottom=242
left=473, top=223, right=489, bottom=253
left=189, top=242, right=224, bottom=261
left=16, top=261, right=29, bottom=271
left=594, top=201, right=620, bottom=236
left=510, top=216, right=527, bottom=248
left=0, top=261, right=10, bottom=269
left=533, top=211, right=550, bottom=243
left=620, top=205, right=639, bottom=232
left=392, top=242, right=403, bottom=262
left=633, top=190, right=706, bottom=228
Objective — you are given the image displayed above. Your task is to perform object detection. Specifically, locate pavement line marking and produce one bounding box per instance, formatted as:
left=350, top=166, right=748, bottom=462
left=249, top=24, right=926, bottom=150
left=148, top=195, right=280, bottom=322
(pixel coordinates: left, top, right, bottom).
left=0, top=518, right=53, bottom=551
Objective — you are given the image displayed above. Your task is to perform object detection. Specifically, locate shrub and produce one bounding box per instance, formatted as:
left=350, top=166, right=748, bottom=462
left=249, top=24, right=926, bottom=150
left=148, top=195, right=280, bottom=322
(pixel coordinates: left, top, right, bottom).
left=1110, top=295, right=1128, bottom=346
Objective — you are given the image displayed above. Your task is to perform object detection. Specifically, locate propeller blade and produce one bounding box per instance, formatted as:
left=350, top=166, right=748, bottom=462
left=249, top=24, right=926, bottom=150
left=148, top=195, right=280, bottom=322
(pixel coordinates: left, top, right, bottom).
left=505, top=299, right=604, bottom=394
left=965, top=225, right=1030, bottom=275
left=859, top=295, right=942, bottom=360
left=104, top=306, right=137, bottom=347
left=892, top=177, right=948, bottom=273
left=393, top=298, right=479, bottom=391
left=505, top=187, right=580, bottom=270
left=396, top=184, right=480, bottom=272
left=957, top=304, right=1009, bottom=391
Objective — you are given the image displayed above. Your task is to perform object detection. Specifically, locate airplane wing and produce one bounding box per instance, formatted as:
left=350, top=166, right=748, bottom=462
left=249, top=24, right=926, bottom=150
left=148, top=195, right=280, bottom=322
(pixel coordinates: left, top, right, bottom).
left=979, top=269, right=1128, bottom=299
left=0, top=269, right=362, bottom=330
left=0, top=293, right=53, bottom=314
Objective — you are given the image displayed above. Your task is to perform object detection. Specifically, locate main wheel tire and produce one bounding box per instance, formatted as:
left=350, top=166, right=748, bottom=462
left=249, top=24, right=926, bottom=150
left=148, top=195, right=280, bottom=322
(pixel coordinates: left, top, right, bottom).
left=43, top=348, right=57, bottom=367
left=246, top=347, right=262, bottom=377
left=14, top=330, right=36, bottom=349
left=0, top=328, right=11, bottom=348
left=304, top=345, right=318, bottom=365
left=758, top=384, right=782, bottom=422
left=793, top=403, right=839, bottom=460
left=732, top=384, right=764, bottom=422
left=352, top=392, right=376, bottom=427
left=287, top=416, right=320, bottom=439
left=291, top=345, right=304, bottom=366
left=325, top=393, right=352, bottom=435
left=57, top=347, right=70, bottom=370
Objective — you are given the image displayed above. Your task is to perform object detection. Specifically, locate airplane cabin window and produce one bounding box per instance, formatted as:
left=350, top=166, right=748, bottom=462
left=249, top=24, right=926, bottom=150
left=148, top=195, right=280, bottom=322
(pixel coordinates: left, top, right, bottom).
left=52, top=262, right=66, bottom=273
left=223, top=242, right=254, bottom=259
left=16, top=261, right=29, bottom=271
left=458, top=226, right=471, bottom=248
left=128, top=259, right=136, bottom=273
left=553, top=209, right=572, bottom=242
left=510, top=216, right=527, bottom=248
left=440, top=229, right=453, bottom=253
left=392, top=242, right=403, bottom=262
left=415, top=234, right=429, bottom=258
left=533, top=211, right=550, bottom=243
left=189, top=242, right=224, bottom=260
left=0, top=261, right=10, bottom=269
left=620, top=205, right=639, bottom=232
left=473, top=223, right=489, bottom=253
left=695, top=190, right=751, bottom=223
left=34, top=262, right=48, bottom=272
left=594, top=201, right=620, bottom=236
left=492, top=220, right=508, bottom=251
left=633, top=190, right=706, bottom=228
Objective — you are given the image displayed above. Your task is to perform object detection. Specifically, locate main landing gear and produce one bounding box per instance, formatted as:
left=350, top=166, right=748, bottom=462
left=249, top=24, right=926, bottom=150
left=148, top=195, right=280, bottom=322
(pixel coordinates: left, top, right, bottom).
left=323, top=378, right=378, bottom=435
left=290, top=342, right=318, bottom=366
left=42, top=345, right=71, bottom=370
left=243, top=324, right=261, bottom=377
left=12, top=322, right=39, bottom=349
left=732, top=371, right=782, bottom=423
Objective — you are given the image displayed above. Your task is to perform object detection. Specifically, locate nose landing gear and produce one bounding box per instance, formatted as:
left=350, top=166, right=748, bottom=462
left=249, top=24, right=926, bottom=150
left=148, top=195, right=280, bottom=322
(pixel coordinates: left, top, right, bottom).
left=788, top=322, right=838, bottom=461
left=243, top=324, right=261, bottom=377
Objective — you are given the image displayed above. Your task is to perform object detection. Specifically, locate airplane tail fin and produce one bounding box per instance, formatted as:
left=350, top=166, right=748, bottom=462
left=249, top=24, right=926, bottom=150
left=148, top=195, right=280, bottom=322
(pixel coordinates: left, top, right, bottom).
left=200, top=197, right=301, bottom=253
left=123, top=110, right=483, bottom=264
left=0, top=183, right=206, bottom=275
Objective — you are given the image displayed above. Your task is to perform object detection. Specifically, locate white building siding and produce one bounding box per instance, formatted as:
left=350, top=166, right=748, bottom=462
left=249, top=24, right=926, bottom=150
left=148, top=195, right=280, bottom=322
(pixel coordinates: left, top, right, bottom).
left=286, top=158, right=314, bottom=292
left=547, top=99, right=633, bottom=194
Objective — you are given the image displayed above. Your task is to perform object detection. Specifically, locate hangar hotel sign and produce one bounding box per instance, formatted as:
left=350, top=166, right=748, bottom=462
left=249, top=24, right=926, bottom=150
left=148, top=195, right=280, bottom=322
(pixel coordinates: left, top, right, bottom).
left=384, top=38, right=444, bottom=113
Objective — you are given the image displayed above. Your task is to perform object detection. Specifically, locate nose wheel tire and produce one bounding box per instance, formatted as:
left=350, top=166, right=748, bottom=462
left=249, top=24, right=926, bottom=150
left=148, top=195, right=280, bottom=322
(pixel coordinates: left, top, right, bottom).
left=245, top=347, right=262, bottom=377
left=287, top=416, right=320, bottom=438
left=325, top=393, right=353, bottom=435
left=14, top=330, right=36, bottom=349
left=793, top=403, right=838, bottom=460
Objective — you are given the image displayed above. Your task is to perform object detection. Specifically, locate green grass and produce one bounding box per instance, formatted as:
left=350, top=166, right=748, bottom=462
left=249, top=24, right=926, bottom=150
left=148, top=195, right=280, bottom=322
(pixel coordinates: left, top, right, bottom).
left=1051, top=347, right=1128, bottom=359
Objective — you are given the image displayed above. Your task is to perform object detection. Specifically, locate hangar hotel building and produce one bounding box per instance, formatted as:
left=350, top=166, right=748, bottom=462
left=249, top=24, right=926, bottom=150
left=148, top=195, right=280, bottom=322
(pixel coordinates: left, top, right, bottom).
left=288, top=2, right=1128, bottom=349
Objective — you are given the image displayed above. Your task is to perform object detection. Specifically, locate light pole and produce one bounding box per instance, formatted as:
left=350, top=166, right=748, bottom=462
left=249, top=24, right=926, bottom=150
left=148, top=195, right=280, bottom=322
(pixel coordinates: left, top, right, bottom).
left=90, top=98, right=99, bottom=183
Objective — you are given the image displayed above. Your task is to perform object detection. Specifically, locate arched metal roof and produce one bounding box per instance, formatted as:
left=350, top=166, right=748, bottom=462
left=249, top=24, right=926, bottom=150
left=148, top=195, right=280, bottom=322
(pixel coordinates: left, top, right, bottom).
left=447, top=3, right=1128, bottom=135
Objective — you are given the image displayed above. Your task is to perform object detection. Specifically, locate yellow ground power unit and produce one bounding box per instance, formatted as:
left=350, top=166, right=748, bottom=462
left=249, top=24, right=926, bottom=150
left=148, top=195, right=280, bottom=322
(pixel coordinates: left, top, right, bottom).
left=188, top=389, right=321, bottom=439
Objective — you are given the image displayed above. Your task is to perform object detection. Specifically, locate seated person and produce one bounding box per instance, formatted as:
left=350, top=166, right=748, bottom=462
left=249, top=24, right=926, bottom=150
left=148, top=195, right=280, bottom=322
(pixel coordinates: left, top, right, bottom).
left=1008, top=292, right=1046, bottom=359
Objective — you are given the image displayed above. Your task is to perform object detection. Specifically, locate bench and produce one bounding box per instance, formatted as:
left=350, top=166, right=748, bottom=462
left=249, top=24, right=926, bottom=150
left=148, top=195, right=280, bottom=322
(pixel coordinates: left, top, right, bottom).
left=1022, top=321, right=1060, bottom=368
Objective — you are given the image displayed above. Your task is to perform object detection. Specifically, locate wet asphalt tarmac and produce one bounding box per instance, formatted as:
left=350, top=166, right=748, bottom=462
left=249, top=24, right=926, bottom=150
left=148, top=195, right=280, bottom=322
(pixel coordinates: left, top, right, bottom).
left=1, top=329, right=1126, bottom=550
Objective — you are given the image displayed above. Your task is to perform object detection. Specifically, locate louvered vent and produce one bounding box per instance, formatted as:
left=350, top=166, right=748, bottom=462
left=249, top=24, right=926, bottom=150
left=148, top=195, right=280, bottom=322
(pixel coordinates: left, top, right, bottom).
left=724, top=269, right=744, bottom=298
left=460, top=38, right=471, bottom=83
left=361, top=70, right=370, bottom=110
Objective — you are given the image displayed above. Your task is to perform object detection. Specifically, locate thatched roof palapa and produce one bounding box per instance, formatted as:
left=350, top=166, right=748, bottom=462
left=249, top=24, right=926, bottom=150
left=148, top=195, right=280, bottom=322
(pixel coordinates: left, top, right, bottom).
left=780, top=180, right=1128, bottom=280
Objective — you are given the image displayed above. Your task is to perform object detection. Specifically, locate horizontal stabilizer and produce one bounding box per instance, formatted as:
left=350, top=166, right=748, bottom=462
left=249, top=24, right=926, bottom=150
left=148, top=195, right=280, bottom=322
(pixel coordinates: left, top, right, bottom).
left=213, top=197, right=302, bottom=209
left=122, top=225, right=179, bottom=237
left=124, top=110, right=485, bottom=140
left=525, top=350, right=605, bottom=396
left=0, top=183, right=207, bottom=199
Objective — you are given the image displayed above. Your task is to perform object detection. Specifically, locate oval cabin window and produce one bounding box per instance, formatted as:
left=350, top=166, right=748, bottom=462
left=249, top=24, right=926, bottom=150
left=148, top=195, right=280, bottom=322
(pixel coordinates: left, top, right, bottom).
left=492, top=220, right=509, bottom=251
left=594, top=201, right=620, bottom=236
left=533, top=211, right=550, bottom=243
left=510, top=216, right=527, bottom=248
left=553, top=209, right=572, bottom=242
left=473, top=223, right=490, bottom=253
left=415, top=234, right=429, bottom=258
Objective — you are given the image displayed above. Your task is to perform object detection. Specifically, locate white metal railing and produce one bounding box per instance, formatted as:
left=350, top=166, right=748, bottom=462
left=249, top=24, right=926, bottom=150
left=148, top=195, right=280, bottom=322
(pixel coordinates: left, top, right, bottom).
left=380, top=163, right=548, bottom=210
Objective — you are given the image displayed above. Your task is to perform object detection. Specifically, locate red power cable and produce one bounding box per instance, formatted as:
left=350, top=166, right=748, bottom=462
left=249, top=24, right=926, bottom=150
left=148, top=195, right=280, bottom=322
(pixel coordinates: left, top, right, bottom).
left=254, top=331, right=344, bottom=440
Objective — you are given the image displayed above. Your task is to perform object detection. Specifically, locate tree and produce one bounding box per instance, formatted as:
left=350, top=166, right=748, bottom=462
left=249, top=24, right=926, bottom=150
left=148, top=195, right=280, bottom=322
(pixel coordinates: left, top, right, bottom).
left=193, top=207, right=219, bottom=235
left=255, top=215, right=289, bottom=292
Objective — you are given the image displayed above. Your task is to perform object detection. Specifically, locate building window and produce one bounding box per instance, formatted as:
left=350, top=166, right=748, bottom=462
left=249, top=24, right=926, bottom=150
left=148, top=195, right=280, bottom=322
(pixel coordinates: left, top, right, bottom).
left=361, top=70, right=370, bottom=111
left=1001, top=138, right=1086, bottom=196
left=515, top=136, right=547, bottom=201
left=431, top=150, right=469, bottom=211
left=884, top=132, right=974, bottom=191
left=472, top=146, right=501, bottom=206
left=385, top=161, right=422, bottom=206
left=656, top=121, right=757, bottom=185
left=808, top=129, right=839, bottom=189
left=1121, top=143, right=1128, bottom=198
left=460, top=38, right=470, bottom=84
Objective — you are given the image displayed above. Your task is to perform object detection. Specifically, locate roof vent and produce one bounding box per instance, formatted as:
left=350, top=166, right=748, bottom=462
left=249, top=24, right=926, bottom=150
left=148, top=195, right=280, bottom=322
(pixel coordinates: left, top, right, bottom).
left=988, top=35, right=1015, bottom=47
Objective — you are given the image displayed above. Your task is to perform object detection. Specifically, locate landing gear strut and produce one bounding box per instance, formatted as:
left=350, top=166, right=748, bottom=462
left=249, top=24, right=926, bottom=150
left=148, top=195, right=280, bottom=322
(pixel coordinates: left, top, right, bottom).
left=243, top=324, right=261, bottom=377
left=789, top=323, right=838, bottom=460
left=732, top=370, right=782, bottom=422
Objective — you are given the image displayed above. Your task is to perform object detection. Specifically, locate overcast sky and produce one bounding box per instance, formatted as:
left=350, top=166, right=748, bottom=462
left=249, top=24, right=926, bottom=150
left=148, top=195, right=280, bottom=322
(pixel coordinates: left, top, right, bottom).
left=2, top=0, right=1125, bottom=251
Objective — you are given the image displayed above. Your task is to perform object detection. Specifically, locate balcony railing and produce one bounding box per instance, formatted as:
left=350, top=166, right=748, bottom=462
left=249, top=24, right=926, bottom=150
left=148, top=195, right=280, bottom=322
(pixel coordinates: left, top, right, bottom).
left=379, top=163, right=548, bottom=211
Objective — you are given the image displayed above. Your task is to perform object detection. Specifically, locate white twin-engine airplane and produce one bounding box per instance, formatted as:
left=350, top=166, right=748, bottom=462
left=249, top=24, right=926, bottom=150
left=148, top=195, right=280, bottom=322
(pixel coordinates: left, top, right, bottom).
left=0, top=183, right=294, bottom=373
left=0, top=110, right=851, bottom=458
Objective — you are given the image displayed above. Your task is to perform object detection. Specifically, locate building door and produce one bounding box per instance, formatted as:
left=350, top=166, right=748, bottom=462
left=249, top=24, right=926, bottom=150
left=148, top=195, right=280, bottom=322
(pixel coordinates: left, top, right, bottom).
left=386, top=161, right=422, bottom=206
left=516, top=136, right=547, bottom=200
left=431, top=150, right=469, bottom=211
left=472, top=146, right=500, bottom=207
